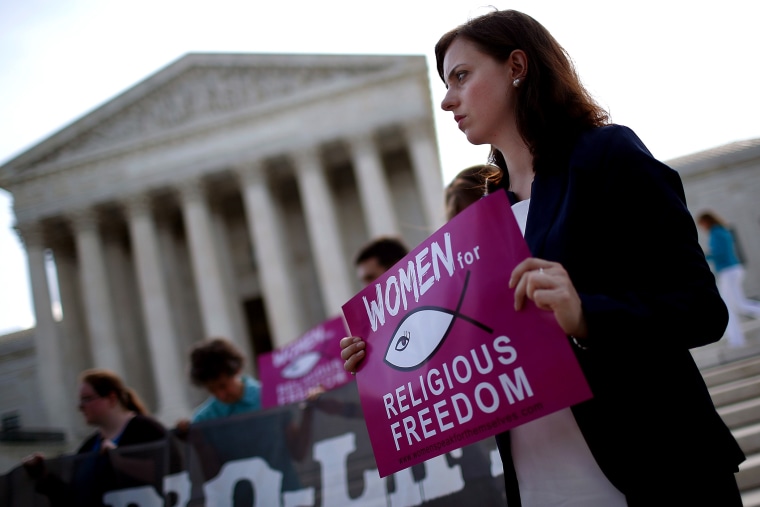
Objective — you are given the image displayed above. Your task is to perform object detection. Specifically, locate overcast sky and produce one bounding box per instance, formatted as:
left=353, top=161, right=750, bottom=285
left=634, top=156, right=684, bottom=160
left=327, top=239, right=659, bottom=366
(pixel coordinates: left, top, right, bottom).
left=1, top=0, right=758, bottom=334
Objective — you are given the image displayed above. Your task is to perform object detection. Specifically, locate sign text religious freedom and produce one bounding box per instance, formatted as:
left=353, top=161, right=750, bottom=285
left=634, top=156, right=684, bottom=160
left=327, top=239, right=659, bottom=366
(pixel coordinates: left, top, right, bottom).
left=342, top=190, right=592, bottom=477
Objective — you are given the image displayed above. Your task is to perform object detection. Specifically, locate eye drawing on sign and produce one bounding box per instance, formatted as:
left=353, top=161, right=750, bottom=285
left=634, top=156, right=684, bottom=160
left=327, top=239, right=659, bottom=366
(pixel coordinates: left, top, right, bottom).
left=395, top=331, right=411, bottom=352
left=281, top=333, right=333, bottom=379
left=281, top=351, right=322, bottom=379
left=384, top=271, right=492, bottom=370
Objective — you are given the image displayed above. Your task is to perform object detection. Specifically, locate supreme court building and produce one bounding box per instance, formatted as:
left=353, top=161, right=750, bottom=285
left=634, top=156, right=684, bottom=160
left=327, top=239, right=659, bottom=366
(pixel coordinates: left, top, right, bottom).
left=0, top=52, right=446, bottom=449
left=1, top=52, right=759, bottom=471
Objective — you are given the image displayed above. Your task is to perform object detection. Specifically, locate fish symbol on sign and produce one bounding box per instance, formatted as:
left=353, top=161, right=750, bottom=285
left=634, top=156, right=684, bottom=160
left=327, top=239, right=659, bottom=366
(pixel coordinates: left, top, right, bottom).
left=384, top=271, right=492, bottom=371
left=280, top=332, right=333, bottom=379
left=281, top=351, right=321, bottom=379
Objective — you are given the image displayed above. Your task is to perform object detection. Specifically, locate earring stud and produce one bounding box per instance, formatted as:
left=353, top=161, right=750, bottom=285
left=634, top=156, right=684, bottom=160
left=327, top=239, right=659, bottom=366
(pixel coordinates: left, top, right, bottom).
left=512, top=78, right=522, bottom=88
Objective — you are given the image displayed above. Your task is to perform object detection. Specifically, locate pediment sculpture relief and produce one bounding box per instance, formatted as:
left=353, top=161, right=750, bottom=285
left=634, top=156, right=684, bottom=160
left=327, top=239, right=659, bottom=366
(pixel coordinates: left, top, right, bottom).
left=30, top=62, right=382, bottom=168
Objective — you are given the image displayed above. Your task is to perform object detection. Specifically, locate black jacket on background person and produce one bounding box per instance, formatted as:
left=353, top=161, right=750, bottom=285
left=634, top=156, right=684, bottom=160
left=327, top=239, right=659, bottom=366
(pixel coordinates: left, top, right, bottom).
left=76, top=414, right=167, bottom=453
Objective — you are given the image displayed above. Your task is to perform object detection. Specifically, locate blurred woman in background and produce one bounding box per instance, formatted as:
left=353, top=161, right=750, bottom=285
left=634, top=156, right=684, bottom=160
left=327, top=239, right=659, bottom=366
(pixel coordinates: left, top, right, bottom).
left=698, top=210, right=760, bottom=347
left=22, top=369, right=174, bottom=506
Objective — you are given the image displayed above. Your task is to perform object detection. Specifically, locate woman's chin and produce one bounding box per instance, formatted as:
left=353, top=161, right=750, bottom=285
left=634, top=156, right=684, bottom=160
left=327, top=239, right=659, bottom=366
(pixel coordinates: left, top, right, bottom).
left=464, top=133, right=487, bottom=146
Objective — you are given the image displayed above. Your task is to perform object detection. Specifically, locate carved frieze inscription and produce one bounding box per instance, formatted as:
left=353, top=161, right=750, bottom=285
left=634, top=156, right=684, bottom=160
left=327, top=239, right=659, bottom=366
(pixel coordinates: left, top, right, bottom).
left=33, top=63, right=381, bottom=167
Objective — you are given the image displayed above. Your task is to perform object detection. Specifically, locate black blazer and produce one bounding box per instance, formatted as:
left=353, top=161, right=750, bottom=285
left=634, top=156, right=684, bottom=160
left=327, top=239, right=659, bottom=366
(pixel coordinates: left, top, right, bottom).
left=497, top=125, right=745, bottom=500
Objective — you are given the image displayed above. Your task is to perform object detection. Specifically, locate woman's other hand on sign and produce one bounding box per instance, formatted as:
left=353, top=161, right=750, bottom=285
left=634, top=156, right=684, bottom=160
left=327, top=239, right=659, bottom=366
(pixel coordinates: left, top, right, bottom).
left=22, top=452, right=48, bottom=480
left=340, top=336, right=365, bottom=373
left=509, top=257, right=588, bottom=340
left=100, top=438, right=117, bottom=454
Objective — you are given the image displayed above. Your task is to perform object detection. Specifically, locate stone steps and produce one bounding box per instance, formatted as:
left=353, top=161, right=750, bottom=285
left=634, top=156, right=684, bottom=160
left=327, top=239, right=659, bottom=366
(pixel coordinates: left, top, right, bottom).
left=698, top=323, right=760, bottom=506
left=734, top=422, right=760, bottom=455
left=743, top=487, right=760, bottom=507
left=704, top=356, right=760, bottom=388
left=711, top=376, right=760, bottom=407
left=739, top=453, right=760, bottom=492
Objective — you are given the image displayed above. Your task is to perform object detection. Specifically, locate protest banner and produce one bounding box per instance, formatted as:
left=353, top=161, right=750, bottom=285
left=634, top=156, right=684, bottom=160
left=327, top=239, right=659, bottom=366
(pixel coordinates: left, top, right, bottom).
left=2, top=382, right=506, bottom=506
left=341, top=190, right=593, bottom=477
left=258, top=315, right=352, bottom=407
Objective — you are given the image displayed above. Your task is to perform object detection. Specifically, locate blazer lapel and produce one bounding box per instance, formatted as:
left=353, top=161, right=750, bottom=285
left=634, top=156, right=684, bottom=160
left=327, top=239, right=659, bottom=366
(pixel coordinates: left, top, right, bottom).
left=524, top=169, right=568, bottom=259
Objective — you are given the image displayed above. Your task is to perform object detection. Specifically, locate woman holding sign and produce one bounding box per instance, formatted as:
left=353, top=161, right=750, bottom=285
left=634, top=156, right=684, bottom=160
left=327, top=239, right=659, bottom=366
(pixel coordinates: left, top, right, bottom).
left=341, top=8, right=744, bottom=506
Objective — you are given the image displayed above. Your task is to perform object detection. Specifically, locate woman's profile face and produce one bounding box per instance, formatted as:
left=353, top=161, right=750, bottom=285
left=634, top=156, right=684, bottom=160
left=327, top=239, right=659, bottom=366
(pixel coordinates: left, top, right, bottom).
left=77, top=382, right=110, bottom=425
left=440, top=37, right=514, bottom=147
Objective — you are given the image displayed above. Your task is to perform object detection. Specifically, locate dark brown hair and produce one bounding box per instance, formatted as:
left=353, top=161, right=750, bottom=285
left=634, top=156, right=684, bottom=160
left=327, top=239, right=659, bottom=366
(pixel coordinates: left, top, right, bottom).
left=80, top=368, right=148, bottom=415
left=354, top=236, right=409, bottom=269
left=445, top=164, right=502, bottom=220
left=435, top=9, right=609, bottom=175
left=696, top=210, right=726, bottom=228
left=189, top=337, right=245, bottom=385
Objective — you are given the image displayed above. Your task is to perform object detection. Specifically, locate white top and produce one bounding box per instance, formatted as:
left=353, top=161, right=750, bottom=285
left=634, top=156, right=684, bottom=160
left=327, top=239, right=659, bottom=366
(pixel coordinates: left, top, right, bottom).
left=510, top=199, right=531, bottom=236
left=509, top=198, right=626, bottom=507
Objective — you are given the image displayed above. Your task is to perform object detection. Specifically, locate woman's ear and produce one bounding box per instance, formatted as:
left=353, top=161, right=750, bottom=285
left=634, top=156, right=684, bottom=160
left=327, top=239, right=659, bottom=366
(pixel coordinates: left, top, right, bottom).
left=106, top=391, right=119, bottom=407
left=508, top=49, right=528, bottom=81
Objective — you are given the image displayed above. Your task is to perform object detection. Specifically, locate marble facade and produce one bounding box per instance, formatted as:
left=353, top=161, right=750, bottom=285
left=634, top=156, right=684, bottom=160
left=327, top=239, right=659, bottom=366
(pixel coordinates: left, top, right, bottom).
left=0, top=53, right=445, bottom=448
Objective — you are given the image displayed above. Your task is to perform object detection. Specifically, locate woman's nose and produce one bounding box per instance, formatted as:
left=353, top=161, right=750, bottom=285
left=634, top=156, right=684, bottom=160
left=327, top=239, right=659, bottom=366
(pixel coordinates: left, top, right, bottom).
left=441, top=88, right=456, bottom=111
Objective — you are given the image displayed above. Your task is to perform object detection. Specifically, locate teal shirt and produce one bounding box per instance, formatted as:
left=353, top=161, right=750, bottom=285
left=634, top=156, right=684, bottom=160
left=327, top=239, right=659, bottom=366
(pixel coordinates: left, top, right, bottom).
left=706, top=224, right=741, bottom=273
left=191, top=375, right=262, bottom=423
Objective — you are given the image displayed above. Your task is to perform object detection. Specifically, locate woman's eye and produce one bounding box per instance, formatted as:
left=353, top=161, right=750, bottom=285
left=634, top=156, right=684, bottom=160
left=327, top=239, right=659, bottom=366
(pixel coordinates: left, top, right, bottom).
left=456, top=71, right=466, bottom=81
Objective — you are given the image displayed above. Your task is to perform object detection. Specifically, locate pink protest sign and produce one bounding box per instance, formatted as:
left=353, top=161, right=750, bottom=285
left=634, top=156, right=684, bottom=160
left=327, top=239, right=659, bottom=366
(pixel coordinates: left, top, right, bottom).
left=341, top=190, right=592, bottom=477
left=257, top=315, right=352, bottom=408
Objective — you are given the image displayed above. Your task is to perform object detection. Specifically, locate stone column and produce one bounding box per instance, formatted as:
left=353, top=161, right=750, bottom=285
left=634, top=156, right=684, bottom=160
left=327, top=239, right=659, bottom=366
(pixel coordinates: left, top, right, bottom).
left=405, top=121, right=446, bottom=229
left=123, top=194, right=190, bottom=420
left=292, top=147, right=353, bottom=315
left=178, top=178, right=238, bottom=343
left=237, top=162, right=304, bottom=347
left=17, top=223, right=70, bottom=430
left=69, top=209, right=125, bottom=375
left=52, top=241, right=92, bottom=435
left=348, top=133, right=399, bottom=238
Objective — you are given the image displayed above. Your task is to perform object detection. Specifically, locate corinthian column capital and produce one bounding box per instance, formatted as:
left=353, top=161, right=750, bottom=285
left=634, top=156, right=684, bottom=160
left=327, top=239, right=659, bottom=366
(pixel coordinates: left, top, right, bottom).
left=67, top=208, right=99, bottom=233
left=15, top=221, right=45, bottom=249
left=235, top=160, right=267, bottom=187
left=177, top=177, right=207, bottom=204
left=121, top=193, right=153, bottom=220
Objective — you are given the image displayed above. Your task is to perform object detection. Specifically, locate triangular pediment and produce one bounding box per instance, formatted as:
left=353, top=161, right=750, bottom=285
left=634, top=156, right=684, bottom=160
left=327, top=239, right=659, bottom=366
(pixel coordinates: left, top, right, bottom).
left=4, top=53, right=421, bottom=174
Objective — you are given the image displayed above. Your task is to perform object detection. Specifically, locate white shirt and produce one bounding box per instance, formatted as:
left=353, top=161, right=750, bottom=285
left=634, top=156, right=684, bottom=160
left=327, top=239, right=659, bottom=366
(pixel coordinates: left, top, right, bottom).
left=509, top=198, right=626, bottom=507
